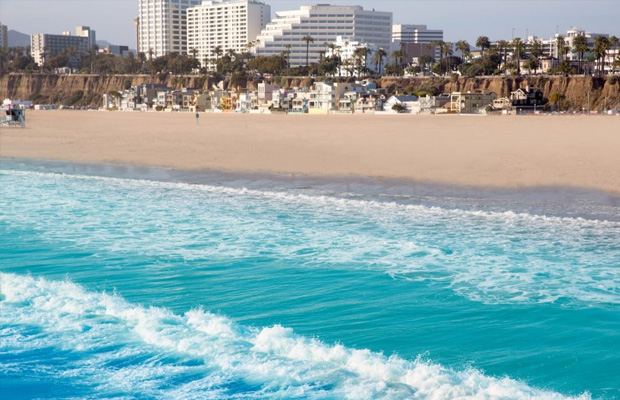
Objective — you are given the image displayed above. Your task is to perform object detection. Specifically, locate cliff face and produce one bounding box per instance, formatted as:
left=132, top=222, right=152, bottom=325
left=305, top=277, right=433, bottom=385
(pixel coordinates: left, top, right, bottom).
left=0, top=74, right=217, bottom=106
left=1, top=73, right=619, bottom=111
left=378, top=76, right=620, bottom=111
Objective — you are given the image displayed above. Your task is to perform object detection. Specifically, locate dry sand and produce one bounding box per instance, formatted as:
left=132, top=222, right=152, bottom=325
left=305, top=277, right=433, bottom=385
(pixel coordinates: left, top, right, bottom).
left=1, top=111, right=620, bottom=194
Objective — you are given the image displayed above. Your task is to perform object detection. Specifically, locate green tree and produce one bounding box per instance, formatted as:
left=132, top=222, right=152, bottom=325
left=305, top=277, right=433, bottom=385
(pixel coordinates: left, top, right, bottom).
left=572, top=33, right=589, bottom=74
left=593, top=36, right=611, bottom=75
left=455, top=40, right=470, bottom=63
left=476, top=36, right=491, bottom=57
left=372, top=47, right=387, bottom=75
left=302, top=35, right=314, bottom=70
left=556, top=35, right=567, bottom=61
left=353, top=46, right=371, bottom=76
left=511, top=38, right=524, bottom=75
left=496, top=40, right=509, bottom=74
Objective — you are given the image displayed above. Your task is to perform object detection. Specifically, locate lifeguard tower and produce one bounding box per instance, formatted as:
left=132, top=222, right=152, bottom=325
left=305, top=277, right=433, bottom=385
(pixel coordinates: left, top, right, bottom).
left=0, top=108, right=26, bottom=128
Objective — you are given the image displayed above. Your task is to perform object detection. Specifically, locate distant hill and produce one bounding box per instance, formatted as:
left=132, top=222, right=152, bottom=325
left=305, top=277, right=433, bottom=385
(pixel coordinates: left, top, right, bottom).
left=96, top=40, right=112, bottom=48
left=8, top=30, right=30, bottom=47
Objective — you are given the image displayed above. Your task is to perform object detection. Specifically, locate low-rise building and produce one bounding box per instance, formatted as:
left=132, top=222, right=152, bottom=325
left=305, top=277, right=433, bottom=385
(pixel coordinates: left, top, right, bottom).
left=450, top=91, right=497, bottom=114
left=384, top=95, right=419, bottom=113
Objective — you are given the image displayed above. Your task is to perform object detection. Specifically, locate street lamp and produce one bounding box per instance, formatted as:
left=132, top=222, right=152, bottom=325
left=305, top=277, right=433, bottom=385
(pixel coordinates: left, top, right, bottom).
left=512, top=28, right=515, bottom=40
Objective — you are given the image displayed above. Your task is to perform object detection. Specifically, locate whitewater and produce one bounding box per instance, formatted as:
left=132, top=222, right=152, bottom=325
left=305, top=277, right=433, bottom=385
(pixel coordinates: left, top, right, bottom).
left=1, top=164, right=619, bottom=399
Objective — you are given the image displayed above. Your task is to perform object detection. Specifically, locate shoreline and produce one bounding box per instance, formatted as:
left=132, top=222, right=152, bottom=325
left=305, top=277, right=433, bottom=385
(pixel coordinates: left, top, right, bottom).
left=2, top=110, right=620, bottom=196
left=4, top=157, right=620, bottom=222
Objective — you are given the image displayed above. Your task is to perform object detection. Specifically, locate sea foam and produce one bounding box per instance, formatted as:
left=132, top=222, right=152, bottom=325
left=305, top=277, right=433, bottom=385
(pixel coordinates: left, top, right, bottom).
left=2, top=169, right=619, bottom=307
left=0, top=272, right=591, bottom=400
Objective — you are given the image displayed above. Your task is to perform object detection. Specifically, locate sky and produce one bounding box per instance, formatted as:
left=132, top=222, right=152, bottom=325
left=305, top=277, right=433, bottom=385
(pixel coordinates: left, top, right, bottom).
left=2, top=0, right=619, bottom=47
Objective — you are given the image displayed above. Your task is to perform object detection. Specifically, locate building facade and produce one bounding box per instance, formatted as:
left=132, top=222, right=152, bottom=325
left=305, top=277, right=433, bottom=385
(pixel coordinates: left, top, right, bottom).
left=392, top=24, right=443, bottom=60
left=76, top=26, right=97, bottom=47
left=187, top=0, right=270, bottom=68
left=255, top=5, right=392, bottom=67
left=30, top=26, right=96, bottom=65
left=392, top=24, right=443, bottom=44
left=0, top=23, right=8, bottom=48
left=138, top=0, right=202, bottom=57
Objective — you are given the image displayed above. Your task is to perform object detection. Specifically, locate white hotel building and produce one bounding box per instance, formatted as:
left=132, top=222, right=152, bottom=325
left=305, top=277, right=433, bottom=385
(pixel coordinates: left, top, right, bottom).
left=187, top=0, right=270, bottom=68
left=255, top=5, right=393, bottom=67
left=138, top=0, right=202, bottom=57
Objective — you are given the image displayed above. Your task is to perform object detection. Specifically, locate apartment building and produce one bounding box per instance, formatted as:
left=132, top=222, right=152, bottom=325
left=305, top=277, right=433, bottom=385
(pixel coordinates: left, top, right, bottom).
left=255, top=4, right=392, bottom=67
left=187, top=0, right=270, bottom=68
left=138, top=0, right=202, bottom=57
left=30, top=26, right=96, bottom=65
left=0, top=23, right=8, bottom=48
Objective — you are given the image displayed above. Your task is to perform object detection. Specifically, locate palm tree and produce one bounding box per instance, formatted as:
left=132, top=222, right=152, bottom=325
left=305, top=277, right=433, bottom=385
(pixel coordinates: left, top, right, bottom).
left=572, top=33, right=589, bottom=74
left=212, top=45, right=223, bottom=73
left=443, top=41, right=453, bottom=74
left=530, top=39, right=543, bottom=59
left=511, top=38, right=524, bottom=75
left=302, top=35, right=314, bottom=70
left=372, top=47, right=387, bottom=75
left=496, top=40, right=509, bottom=74
left=455, top=40, right=470, bottom=64
left=555, top=35, right=566, bottom=61
left=476, top=36, right=491, bottom=58
left=353, top=46, right=371, bottom=76
left=609, top=36, right=620, bottom=74
left=284, top=44, right=292, bottom=76
left=593, top=36, right=611, bottom=75
left=391, top=48, right=406, bottom=76
left=189, top=47, right=199, bottom=62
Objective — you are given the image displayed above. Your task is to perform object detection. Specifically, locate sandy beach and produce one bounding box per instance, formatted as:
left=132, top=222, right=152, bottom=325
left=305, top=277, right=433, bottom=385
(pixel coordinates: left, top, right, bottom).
left=1, top=111, right=619, bottom=194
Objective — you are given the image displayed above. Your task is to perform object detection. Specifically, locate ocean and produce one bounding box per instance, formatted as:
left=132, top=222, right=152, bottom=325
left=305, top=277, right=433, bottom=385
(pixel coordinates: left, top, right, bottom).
left=1, top=160, right=619, bottom=400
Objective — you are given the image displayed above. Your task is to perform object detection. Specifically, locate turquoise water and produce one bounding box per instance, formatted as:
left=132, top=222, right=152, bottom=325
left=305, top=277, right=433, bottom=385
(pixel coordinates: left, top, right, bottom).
left=1, top=163, right=619, bottom=399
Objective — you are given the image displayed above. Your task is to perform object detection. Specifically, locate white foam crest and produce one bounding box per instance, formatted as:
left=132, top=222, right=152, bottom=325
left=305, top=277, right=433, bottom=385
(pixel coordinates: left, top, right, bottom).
left=1, top=273, right=592, bottom=400
left=3, top=169, right=617, bottom=228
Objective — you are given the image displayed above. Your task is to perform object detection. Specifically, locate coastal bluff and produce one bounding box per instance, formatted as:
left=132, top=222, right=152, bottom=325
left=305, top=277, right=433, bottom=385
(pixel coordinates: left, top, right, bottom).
left=1, top=73, right=619, bottom=111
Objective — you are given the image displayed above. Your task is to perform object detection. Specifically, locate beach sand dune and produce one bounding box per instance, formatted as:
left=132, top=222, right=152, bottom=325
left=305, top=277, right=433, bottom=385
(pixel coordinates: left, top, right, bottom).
left=1, top=111, right=619, bottom=194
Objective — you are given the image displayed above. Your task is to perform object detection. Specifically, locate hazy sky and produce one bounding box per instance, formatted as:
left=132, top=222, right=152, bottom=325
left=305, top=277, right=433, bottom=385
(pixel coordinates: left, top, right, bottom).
left=2, top=0, right=619, bottom=46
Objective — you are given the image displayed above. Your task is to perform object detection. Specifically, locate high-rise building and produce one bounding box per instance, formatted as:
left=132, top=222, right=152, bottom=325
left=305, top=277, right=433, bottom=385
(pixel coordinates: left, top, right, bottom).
left=0, top=22, right=8, bottom=48
left=76, top=26, right=97, bottom=47
left=255, top=5, right=392, bottom=67
left=30, top=26, right=96, bottom=66
left=187, top=0, right=270, bottom=68
left=392, top=24, right=443, bottom=45
left=138, top=0, right=202, bottom=57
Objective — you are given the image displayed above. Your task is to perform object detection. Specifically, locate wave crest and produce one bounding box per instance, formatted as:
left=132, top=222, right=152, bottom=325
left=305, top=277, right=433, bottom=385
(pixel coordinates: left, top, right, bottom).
left=0, top=273, right=591, bottom=399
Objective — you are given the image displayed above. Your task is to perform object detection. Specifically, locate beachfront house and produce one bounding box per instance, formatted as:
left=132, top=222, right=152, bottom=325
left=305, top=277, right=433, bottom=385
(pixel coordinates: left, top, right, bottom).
left=290, top=92, right=309, bottom=113
left=354, top=93, right=385, bottom=113
left=510, top=87, right=544, bottom=111
left=449, top=91, right=497, bottom=114
left=308, top=82, right=334, bottom=114
left=383, top=95, right=419, bottom=113
left=409, top=95, right=436, bottom=114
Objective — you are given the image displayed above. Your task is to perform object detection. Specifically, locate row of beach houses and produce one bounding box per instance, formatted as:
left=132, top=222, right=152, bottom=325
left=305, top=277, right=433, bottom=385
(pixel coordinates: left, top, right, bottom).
left=103, top=79, right=544, bottom=115
left=103, top=80, right=443, bottom=114
left=102, top=79, right=547, bottom=114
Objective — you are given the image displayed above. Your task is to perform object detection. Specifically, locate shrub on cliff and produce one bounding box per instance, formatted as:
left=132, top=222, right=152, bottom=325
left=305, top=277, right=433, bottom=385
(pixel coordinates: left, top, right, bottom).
left=66, top=90, right=84, bottom=106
